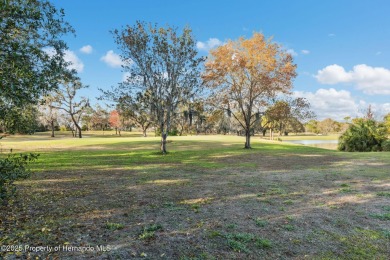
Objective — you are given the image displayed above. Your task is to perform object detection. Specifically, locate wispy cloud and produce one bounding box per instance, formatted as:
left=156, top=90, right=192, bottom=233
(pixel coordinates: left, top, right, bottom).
left=101, top=50, right=123, bottom=68
left=80, top=45, right=93, bottom=54
left=286, top=49, right=298, bottom=57
left=301, top=50, right=310, bottom=55
left=328, top=33, right=336, bottom=37
left=196, top=38, right=223, bottom=52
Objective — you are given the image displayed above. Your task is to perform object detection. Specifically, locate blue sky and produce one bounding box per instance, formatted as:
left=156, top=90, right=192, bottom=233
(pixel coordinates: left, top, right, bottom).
left=51, top=0, right=390, bottom=120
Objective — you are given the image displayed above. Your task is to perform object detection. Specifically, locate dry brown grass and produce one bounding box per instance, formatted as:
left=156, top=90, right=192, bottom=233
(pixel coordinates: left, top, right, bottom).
left=1, top=134, right=389, bottom=259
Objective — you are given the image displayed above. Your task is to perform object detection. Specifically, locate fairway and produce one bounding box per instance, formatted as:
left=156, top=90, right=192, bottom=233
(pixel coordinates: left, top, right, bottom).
left=1, top=133, right=389, bottom=259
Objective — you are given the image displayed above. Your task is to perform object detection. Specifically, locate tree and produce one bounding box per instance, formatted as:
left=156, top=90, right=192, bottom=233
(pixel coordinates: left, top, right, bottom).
left=90, top=104, right=110, bottom=132
left=384, top=113, right=390, bottom=134
left=115, top=92, right=153, bottom=137
left=52, top=76, right=89, bottom=138
left=265, top=97, right=314, bottom=137
left=305, top=120, right=319, bottom=134
left=364, top=104, right=374, bottom=120
left=1, top=0, right=73, bottom=113
left=203, top=33, right=297, bottom=148
left=318, top=118, right=339, bottom=135
left=110, top=21, right=203, bottom=153
left=264, top=101, right=289, bottom=139
left=174, top=100, right=207, bottom=135
left=0, top=0, right=73, bottom=204
left=285, top=117, right=305, bottom=134
left=39, top=95, right=59, bottom=137
left=338, top=118, right=388, bottom=152
left=109, top=110, right=122, bottom=135
left=80, top=106, right=95, bottom=131
left=0, top=105, right=40, bottom=134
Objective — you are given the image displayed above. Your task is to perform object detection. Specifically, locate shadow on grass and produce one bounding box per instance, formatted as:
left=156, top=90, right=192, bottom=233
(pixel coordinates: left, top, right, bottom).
left=29, top=140, right=344, bottom=172
left=1, top=139, right=389, bottom=259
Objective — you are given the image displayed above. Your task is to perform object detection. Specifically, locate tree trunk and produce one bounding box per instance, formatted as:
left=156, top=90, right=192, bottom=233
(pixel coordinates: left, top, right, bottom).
left=115, top=127, right=118, bottom=135
left=71, top=115, right=82, bottom=138
left=50, top=120, right=55, bottom=137
left=143, top=128, right=147, bottom=137
left=244, top=129, right=251, bottom=149
left=76, top=125, right=82, bottom=138
left=161, top=133, right=167, bottom=154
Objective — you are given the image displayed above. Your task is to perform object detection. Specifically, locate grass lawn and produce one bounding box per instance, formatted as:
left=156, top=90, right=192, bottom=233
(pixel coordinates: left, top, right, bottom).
left=1, top=132, right=389, bottom=259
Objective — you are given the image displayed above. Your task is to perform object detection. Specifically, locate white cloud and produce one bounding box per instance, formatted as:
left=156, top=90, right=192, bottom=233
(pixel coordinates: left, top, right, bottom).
left=196, top=38, right=223, bottom=51
left=315, top=64, right=352, bottom=84
left=315, top=64, right=390, bottom=95
left=294, top=88, right=360, bottom=121
left=80, top=45, right=93, bottom=54
left=43, top=48, right=84, bottom=72
left=293, top=86, right=390, bottom=121
left=301, top=50, right=310, bottom=55
left=295, top=88, right=390, bottom=120
left=101, top=50, right=123, bottom=68
left=286, top=49, right=298, bottom=57
left=378, top=103, right=390, bottom=116
left=328, top=33, right=336, bottom=37
left=375, top=51, right=382, bottom=56
left=64, top=50, right=84, bottom=72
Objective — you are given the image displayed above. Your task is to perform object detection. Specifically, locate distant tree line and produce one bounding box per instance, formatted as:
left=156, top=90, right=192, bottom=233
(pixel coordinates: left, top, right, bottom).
left=3, top=1, right=390, bottom=155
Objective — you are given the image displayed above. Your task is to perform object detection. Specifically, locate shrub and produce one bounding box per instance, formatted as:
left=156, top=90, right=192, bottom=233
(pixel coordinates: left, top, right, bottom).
left=0, top=152, right=39, bottom=205
left=155, top=127, right=178, bottom=136
left=338, top=119, right=388, bottom=152
left=382, top=140, right=390, bottom=152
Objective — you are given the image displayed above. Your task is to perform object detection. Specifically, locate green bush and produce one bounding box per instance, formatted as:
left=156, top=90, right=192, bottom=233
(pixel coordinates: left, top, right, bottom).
left=382, top=140, right=390, bottom=152
left=155, top=127, right=178, bottom=136
left=0, top=153, right=39, bottom=205
left=338, top=119, right=388, bottom=152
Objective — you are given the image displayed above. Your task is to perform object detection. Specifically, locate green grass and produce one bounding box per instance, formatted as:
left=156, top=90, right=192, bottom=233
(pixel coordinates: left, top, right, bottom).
left=1, top=132, right=389, bottom=259
left=370, top=213, right=390, bottom=221
left=254, top=218, right=268, bottom=227
left=224, top=232, right=272, bottom=253
left=105, top=222, right=125, bottom=231
left=139, top=224, right=163, bottom=240
left=282, top=224, right=295, bottom=231
left=376, top=191, right=390, bottom=197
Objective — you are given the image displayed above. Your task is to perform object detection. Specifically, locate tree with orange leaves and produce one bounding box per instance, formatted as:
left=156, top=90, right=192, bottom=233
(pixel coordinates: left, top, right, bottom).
left=203, top=33, right=297, bottom=148
left=109, top=110, right=122, bottom=135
